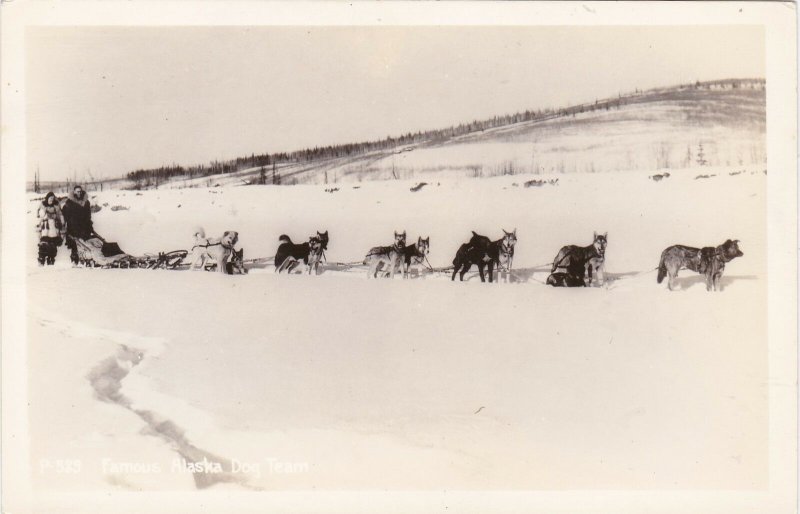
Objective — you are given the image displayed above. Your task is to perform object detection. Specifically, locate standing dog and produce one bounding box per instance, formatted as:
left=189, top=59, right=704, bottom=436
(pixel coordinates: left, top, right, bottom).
left=188, top=228, right=240, bottom=274
left=364, top=231, right=406, bottom=279
left=657, top=239, right=743, bottom=291
left=550, top=232, right=607, bottom=286
left=397, top=236, right=431, bottom=278
left=275, top=231, right=329, bottom=274
left=451, top=229, right=517, bottom=283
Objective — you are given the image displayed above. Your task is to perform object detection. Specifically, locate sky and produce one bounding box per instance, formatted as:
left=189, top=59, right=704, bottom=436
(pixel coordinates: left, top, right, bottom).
left=26, top=25, right=765, bottom=182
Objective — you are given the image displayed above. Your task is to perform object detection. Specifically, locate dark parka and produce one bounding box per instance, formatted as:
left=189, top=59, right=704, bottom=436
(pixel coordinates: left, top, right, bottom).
left=61, top=191, right=94, bottom=240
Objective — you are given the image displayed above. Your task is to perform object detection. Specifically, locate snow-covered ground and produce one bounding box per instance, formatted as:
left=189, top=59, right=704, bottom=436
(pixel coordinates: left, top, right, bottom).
left=26, top=167, right=767, bottom=493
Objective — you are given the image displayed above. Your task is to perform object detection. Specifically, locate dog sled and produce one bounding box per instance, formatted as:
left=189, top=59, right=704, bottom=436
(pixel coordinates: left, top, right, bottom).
left=72, top=233, right=188, bottom=270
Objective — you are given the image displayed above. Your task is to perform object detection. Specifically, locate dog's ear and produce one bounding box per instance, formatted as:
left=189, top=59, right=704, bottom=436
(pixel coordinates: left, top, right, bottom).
left=603, top=232, right=607, bottom=239
left=593, top=231, right=597, bottom=239
left=418, top=236, right=422, bottom=244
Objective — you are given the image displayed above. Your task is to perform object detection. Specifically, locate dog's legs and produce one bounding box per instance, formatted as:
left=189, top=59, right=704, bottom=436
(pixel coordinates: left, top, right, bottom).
left=477, top=263, right=486, bottom=282
left=487, top=261, right=495, bottom=283
left=667, top=267, right=677, bottom=291
left=459, top=263, right=470, bottom=281
left=451, top=263, right=460, bottom=281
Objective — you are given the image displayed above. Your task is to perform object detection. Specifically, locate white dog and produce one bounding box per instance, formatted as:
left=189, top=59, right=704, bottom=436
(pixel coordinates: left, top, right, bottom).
left=188, top=228, right=239, bottom=274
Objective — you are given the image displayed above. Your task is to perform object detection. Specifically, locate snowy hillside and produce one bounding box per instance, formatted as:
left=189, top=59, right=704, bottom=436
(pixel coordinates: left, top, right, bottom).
left=148, top=81, right=765, bottom=189
left=26, top=167, right=767, bottom=492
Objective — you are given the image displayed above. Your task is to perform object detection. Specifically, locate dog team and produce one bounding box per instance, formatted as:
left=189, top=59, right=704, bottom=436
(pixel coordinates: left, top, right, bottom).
left=187, top=224, right=743, bottom=292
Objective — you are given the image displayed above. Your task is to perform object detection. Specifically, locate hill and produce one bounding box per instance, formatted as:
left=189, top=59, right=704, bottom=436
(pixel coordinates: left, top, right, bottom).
left=30, top=79, right=765, bottom=191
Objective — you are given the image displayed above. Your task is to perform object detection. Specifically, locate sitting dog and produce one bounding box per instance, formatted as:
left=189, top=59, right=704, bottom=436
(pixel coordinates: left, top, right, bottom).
left=546, top=271, right=587, bottom=287
left=275, top=231, right=329, bottom=274
left=364, top=231, right=406, bottom=279
left=188, top=228, right=240, bottom=274
left=225, top=248, right=247, bottom=274
left=657, top=239, right=743, bottom=291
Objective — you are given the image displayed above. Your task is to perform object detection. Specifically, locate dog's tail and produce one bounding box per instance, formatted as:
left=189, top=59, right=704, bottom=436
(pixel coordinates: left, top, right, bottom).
left=657, top=250, right=667, bottom=284
left=278, top=234, right=292, bottom=244
left=193, top=226, right=206, bottom=239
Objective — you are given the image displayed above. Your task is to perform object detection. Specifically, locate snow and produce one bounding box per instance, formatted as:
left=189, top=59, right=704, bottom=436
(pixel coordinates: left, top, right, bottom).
left=25, top=168, right=767, bottom=495
left=126, top=86, right=764, bottom=189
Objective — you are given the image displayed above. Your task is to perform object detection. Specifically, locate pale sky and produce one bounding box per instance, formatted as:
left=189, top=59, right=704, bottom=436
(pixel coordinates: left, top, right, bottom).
left=26, top=25, right=764, bottom=181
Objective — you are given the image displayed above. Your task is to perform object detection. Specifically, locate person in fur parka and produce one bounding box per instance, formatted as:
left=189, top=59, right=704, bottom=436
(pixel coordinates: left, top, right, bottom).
left=61, top=184, right=95, bottom=264
left=36, top=191, right=66, bottom=265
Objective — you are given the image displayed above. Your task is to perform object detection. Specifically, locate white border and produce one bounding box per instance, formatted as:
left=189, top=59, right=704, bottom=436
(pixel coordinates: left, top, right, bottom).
left=2, top=2, right=796, bottom=513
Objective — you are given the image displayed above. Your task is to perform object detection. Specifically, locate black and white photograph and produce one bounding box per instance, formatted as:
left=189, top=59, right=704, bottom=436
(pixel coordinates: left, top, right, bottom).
left=1, top=2, right=797, bottom=513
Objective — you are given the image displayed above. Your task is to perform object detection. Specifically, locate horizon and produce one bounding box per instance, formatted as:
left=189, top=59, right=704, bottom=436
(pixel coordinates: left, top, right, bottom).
left=26, top=26, right=765, bottom=182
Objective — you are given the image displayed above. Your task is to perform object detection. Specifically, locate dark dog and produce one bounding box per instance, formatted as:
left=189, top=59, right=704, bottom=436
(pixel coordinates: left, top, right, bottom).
left=546, top=271, right=587, bottom=287
left=551, top=232, right=607, bottom=286
left=657, top=239, right=743, bottom=291
left=398, top=236, right=430, bottom=278
left=451, top=229, right=517, bottom=283
left=226, top=248, right=247, bottom=274
left=275, top=231, right=329, bottom=274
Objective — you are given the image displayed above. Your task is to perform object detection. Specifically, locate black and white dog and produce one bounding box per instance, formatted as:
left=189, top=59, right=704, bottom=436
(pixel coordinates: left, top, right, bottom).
left=548, top=232, right=607, bottom=287
left=451, top=229, right=517, bottom=283
left=275, top=231, right=329, bottom=274
left=399, top=236, right=431, bottom=278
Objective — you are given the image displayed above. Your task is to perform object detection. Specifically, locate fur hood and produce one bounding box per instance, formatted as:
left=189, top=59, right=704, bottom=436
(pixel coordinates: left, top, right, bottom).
left=41, top=192, right=60, bottom=207
left=66, top=191, right=89, bottom=207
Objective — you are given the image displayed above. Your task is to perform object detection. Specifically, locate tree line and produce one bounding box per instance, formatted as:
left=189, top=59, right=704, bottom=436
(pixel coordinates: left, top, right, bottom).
left=122, top=78, right=765, bottom=189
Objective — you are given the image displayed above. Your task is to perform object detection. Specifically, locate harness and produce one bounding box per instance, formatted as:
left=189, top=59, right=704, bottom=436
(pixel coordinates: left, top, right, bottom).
left=191, top=241, right=233, bottom=252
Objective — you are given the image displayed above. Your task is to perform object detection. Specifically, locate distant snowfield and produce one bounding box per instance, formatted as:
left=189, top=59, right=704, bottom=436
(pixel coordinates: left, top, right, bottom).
left=26, top=168, right=767, bottom=492
left=152, top=86, right=765, bottom=189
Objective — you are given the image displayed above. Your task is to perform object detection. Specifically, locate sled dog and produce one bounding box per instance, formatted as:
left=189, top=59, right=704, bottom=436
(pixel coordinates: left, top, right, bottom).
left=188, top=228, right=240, bottom=274
left=364, top=231, right=406, bottom=279
left=226, top=248, right=248, bottom=274
left=398, top=236, right=431, bottom=277
left=275, top=231, right=329, bottom=275
left=451, top=229, right=517, bottom=283
left=546, top=271, right=587, bottom=287
left=657, top=239, right=743, bottom=291
left=551, top=232, right=607, bottom=286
